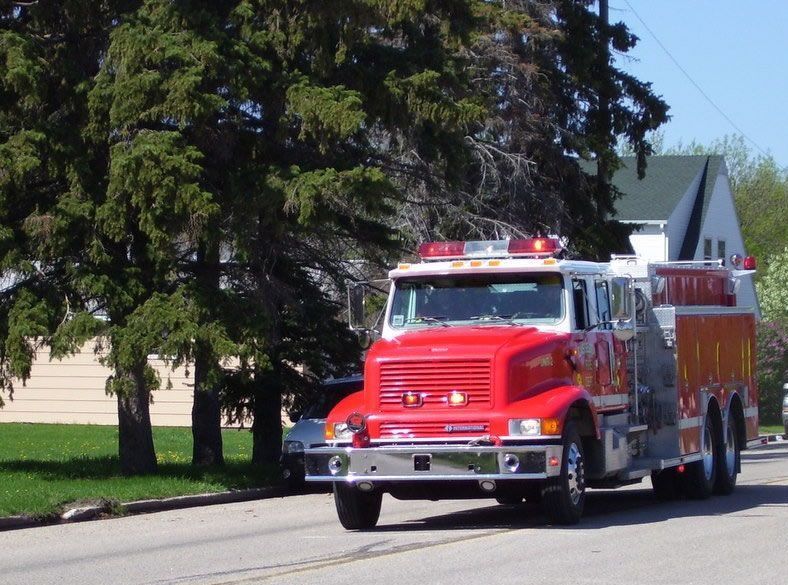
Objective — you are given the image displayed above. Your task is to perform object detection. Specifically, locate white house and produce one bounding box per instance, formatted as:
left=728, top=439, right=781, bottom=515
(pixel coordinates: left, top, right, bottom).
left=606, top=155, right=759, bottom=315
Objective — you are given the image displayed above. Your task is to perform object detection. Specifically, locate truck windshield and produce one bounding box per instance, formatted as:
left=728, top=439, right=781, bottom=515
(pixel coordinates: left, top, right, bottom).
left=389, top=273, right=564, bottom=328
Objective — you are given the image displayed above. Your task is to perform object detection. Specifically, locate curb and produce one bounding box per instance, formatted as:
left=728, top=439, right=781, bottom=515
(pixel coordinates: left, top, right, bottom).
left=0, top=485, right=287, bottom=533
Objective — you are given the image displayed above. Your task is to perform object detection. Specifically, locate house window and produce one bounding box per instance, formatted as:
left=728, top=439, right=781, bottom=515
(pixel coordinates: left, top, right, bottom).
left=718, top=240, right=726, bottom=265
left=703, top=238, right=713, bottom=261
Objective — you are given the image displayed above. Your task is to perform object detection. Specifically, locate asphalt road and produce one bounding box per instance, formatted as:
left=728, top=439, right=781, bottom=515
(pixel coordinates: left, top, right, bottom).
left=2, top=443, right=787, bottom=585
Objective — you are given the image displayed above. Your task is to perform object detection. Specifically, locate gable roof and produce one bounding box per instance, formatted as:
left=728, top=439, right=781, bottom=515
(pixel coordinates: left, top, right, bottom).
left=580, top=155, right=724, bottom=223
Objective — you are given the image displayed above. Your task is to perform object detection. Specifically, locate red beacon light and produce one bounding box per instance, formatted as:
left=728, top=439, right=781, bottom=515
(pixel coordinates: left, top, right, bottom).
left=730, top=253, right=757, bottom=271
left=417, top=241, right=466, bottom=260
left=507, top=237, right=562, bottom=257
left=418, top=237, right=562, bottom=260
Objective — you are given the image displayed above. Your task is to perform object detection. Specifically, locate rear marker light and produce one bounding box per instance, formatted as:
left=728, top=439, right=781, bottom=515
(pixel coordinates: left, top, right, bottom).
left=548, top=456, right=560, bottom=467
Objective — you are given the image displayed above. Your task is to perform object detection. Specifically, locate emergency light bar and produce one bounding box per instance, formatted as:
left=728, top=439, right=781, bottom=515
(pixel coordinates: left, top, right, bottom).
left=418, top=237, right=562, bottom=260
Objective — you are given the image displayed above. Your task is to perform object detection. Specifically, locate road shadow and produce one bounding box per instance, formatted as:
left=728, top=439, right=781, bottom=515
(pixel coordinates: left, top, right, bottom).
left=359, top=446, right=788, bottom=532
left=369, top=481, right=788, bottom=532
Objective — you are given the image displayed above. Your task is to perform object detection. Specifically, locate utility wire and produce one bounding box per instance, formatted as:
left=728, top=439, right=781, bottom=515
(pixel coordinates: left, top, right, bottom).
left=621, top=0, right=771, bottom=158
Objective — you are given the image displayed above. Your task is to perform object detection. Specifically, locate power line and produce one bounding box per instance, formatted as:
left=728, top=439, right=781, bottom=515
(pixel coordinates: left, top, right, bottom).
left=621, top=0, right=771, bottom=158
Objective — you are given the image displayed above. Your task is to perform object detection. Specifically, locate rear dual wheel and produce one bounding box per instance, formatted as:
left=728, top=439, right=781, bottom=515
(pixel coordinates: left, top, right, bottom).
left=681, top=415, right=717, bottom=499
left=714, top=415, right=739, bottom=495
left=651, top=413, right=740, bottom=500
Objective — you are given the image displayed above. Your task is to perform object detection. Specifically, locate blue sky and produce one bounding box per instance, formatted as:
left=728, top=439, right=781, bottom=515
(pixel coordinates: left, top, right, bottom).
left=611, top=0, right=788, bottom=167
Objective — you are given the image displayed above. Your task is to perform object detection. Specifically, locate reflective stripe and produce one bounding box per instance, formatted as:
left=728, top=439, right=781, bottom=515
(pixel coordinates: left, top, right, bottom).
left=679, top=416, right=703, bottom=429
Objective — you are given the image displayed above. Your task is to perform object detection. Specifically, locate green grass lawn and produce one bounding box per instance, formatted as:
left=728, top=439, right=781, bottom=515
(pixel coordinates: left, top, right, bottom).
left=760, top=424, right=785, bottom=435
left=0, top=423, right=279, bottom=518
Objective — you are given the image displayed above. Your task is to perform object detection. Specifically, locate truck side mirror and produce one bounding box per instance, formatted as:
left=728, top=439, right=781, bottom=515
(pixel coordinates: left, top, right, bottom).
left=348, top=283, right=366, bottom=331
left=610, top=277, right=632, bottom=321
left=356, top=329, right=373, bottom=350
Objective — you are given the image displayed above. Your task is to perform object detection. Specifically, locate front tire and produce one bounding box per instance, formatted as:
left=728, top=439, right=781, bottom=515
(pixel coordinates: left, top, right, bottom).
left=682, top=415, right=718, bottom=499
left=714, top=415, right=739, bottom=495
left=542, top=422, right=586, bottom=525
left=333, top=482, right=382, bottom=530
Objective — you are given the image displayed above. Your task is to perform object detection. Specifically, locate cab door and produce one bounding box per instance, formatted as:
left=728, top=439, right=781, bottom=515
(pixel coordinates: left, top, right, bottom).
left=593, top=279, right=615, bottom=393
left=569, top=276, right=625, bottom=410
left=570, top=277, right=599, bottom=392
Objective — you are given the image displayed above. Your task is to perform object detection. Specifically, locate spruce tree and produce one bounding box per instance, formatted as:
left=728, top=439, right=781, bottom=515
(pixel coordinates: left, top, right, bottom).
left=1, top=1, right=670, bottom=472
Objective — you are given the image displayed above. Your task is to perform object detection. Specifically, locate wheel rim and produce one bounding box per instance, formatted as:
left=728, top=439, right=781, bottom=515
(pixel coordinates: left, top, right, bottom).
left=724, top=420, right=737, bottom=477
left=702, top=422, right=714, bottom=481
left=566, top=442, right=585, bottom=505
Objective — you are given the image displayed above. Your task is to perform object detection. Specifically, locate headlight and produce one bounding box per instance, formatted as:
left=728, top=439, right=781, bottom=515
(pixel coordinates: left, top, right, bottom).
left=332, top=423, right=353, bottom=440
left=282, top=440, right=304, bottom=454
left=509, top=418, right=541, bottom=436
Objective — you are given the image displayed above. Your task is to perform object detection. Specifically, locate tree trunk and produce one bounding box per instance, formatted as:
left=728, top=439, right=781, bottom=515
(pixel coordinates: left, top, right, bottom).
left=191, top=241, right=225, bottom=466
left=192, top=350, right=224, bottom=466
left=117, top=362, right=157, bottom=475
left=251, top=373, right=282, bottom=466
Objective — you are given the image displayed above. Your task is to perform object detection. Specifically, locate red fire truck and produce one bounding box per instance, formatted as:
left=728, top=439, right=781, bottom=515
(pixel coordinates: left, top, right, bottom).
left=305, top=238, right=761, bottom=528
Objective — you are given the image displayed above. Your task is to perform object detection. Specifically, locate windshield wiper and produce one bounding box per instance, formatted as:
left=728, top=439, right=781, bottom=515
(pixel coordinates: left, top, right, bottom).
left=469, top=314, right=519, bottom=325
left=405, top=316, right=451, bottom=327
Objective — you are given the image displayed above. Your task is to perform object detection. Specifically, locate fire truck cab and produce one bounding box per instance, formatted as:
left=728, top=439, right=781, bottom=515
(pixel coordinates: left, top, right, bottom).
left=305, top=238, right=760, bottom=528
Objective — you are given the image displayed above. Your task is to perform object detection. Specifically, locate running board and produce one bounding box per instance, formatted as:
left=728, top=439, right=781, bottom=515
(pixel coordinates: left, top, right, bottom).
left=623, top=453, right=704, bottom=479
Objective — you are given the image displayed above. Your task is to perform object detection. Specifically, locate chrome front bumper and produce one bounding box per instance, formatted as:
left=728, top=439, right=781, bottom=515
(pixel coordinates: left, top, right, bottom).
left=304, top=444, right=563, bottom=482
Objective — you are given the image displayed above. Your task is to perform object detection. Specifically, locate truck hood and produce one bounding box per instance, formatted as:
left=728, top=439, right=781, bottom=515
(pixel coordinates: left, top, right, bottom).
left=369, top=325, right=565, bottom=360
left=362, top=325, right=572, bottom=420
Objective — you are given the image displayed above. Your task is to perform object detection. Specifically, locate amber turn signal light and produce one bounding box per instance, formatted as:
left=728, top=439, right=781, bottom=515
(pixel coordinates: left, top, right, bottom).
left=447, top=391, right=468, bottom=406
left=402, top=392, right=423, bottom=407
left=541, top=418, right=561, bottom=435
